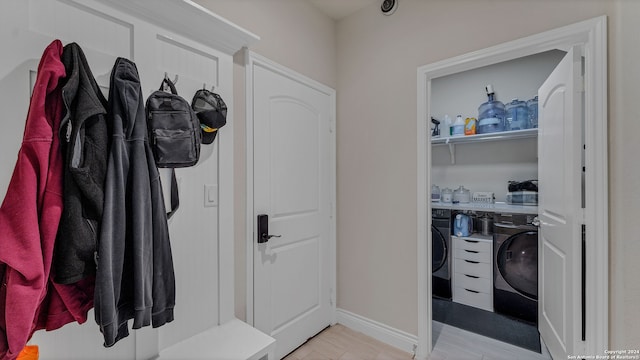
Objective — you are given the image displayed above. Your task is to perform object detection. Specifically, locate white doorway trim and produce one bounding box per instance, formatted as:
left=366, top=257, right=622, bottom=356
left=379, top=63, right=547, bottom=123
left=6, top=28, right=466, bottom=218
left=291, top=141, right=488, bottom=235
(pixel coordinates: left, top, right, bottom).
left=416, top=16, right=608, bottom=360
left=244, top=50, right=337, bottom=327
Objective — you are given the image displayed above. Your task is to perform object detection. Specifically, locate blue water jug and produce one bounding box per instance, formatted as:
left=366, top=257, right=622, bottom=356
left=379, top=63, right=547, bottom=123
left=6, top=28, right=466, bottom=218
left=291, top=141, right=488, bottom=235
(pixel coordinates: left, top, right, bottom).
left=477, top=85, right=505, bottom=134
left=505, top=98, right=529, bottom=130
left=453, top=214, right=472, bottom=237
left=527, top=96, right=538, bottom=128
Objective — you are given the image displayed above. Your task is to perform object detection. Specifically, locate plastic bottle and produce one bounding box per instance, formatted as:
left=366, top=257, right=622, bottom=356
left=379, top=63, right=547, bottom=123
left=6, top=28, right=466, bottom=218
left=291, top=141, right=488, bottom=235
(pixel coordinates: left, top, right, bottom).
left=505, top=98, right=529, bottom=130
left=443, top=114, right=452, bottom=137
left=451, top=115, right=465, bottom=136
left=441, top=188, right=453, bottom=203
left=527, top=96, right=539, bottom=128
left=464, top=117, right=476, bottom=135
left=477, top=84, right=506, bottom=134
left=431, top=184, right=441, bottom=202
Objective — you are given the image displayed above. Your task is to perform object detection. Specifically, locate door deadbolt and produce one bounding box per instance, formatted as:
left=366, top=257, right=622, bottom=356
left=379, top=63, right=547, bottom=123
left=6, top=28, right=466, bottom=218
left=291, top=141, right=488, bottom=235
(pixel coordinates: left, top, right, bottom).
left=257, top=214, right=281, bottom=243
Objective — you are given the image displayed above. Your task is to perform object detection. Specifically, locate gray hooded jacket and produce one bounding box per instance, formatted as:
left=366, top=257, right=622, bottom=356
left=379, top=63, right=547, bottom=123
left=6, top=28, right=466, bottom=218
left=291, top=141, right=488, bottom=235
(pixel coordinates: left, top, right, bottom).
left=95, top=57, right=175, bottom=347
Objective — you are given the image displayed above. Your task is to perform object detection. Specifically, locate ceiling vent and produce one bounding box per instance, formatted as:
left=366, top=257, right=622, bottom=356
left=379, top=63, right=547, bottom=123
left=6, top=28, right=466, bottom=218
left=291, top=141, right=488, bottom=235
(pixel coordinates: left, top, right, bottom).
left=381, top=0, right=398, bottom=15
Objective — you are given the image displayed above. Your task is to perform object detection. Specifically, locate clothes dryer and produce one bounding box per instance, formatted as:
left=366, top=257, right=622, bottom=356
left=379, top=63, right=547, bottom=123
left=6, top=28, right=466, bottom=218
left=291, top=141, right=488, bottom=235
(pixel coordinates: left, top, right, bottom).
left=493, top=213, right=538, bottom=324
left=432, top=208, right=452, bottom=299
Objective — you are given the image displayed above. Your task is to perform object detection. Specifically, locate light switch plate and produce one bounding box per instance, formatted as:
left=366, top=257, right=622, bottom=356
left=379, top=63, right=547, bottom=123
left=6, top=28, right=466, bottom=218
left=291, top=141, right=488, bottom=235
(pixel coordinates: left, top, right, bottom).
left=204, top=184, right=218, bottom=207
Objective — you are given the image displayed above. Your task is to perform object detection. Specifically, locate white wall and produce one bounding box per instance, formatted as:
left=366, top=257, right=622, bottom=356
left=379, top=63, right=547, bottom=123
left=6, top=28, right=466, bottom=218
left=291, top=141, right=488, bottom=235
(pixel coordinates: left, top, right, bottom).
left=196, top=0, right=337, bottom=88
left=432, top=139, right=538, bottom=203
left=609, top=0, right=640, bottom=348
left=194, top=0, right=337, bottom=322
left=430, top=50, right=566, bottom=123
left=337, top=0, right=640, bottom=350
left=203, top=0, right=640, bottom=350
left=430, top=50, right=564, bottom=202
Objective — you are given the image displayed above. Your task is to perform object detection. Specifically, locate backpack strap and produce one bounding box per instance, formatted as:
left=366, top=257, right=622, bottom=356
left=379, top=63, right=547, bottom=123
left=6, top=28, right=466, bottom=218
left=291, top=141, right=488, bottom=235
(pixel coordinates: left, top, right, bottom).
left=166, top=168, right=180, bottom=219
left=159, top=78, right=178, bottom=95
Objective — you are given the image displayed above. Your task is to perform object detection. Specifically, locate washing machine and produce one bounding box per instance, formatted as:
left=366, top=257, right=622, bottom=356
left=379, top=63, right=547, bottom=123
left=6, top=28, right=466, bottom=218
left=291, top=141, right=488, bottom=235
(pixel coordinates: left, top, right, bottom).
left=432, top=208, right=452, bottom=299
left=493, top=212, right=538, bottom=324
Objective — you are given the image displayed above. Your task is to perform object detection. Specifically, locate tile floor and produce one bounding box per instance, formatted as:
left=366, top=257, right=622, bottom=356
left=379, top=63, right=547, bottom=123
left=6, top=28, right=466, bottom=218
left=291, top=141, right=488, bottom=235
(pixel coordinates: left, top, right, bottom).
left=430, top=321, right=552, bottom=360
left=282, top=321, right=552, bottom=360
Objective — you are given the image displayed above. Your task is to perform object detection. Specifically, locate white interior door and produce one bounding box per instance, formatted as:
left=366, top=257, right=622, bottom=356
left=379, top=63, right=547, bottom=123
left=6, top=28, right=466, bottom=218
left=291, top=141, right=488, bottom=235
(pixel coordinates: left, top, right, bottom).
left=537, top=46, right=584, bottom=359
left=251, top=57, right=334, bottom=359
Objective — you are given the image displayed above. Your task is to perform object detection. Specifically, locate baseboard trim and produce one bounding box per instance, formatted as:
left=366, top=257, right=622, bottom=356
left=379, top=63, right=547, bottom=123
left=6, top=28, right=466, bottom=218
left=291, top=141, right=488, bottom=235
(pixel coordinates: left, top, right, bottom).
left=335, top=308, right=417, bottom=354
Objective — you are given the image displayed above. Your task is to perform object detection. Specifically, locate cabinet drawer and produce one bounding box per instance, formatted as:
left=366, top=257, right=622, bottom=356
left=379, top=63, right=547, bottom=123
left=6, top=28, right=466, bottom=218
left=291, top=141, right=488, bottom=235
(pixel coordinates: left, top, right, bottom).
left=454, top=248, right=492, bottom=263
left=454, top=258, right=491, bottom=279
left=453, top=286, right=493, bottom=312
left=454, top=237, right=492, bottom=253
left=454, top=272, right=491, bottom=293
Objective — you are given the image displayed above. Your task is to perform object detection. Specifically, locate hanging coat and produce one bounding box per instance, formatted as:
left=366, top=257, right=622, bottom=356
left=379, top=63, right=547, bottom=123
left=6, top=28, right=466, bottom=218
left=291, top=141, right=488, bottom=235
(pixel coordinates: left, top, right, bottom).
left=0, top=40, right=66, bottom=360
left=40, top=42, right=102, bottom=337
left=53, top=42, right=109, bottom=284
left=95, top=57, right=175, bottom=347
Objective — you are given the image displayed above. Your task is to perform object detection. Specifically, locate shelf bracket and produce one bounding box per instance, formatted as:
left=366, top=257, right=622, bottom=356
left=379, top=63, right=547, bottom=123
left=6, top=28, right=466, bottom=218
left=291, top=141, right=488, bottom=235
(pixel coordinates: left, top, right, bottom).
left=447, top=141, right=456, bottom=164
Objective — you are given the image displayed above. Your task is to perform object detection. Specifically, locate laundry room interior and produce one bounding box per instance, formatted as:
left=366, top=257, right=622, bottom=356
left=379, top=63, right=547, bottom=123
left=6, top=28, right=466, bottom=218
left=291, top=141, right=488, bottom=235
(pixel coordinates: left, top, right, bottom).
left=0, top=0, right=639, bottom=360
left=428, top=49, right=566, bottom=355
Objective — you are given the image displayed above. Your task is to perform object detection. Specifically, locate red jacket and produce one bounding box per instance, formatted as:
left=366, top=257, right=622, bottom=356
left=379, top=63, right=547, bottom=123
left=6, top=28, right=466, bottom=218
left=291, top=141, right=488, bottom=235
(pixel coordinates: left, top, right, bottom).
left=0, top=40, right=93, bottom=360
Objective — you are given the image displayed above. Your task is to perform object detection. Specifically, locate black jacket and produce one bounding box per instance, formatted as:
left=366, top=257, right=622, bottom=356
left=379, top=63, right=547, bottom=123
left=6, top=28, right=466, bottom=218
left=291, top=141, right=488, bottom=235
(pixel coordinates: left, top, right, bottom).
left=53, top=42, right=109, bottom=284
left=95, top=57, right=175, bottom=347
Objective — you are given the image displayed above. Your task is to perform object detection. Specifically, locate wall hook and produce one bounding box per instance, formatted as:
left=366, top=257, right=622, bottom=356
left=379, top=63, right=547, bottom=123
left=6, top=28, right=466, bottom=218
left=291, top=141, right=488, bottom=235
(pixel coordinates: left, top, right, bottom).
left=203, top=83, right=215, bottom=92
left=164, top=72, right=179, bottom=85
left=163, top=72, right=179, bottom=92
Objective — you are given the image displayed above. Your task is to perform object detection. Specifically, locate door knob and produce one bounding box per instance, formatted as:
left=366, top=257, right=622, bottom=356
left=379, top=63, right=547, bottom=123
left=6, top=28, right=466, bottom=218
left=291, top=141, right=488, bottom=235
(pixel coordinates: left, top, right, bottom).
left=262, top=233, right=282, bottom=242
left=257, top=214, right=281, bottom=243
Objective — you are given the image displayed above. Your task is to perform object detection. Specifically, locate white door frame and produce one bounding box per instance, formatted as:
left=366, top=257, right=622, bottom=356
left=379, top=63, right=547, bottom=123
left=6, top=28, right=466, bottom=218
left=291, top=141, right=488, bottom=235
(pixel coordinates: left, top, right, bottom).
left=416, top=16, right=608, bottom=360
left=244, top=50, right=337, bottom=327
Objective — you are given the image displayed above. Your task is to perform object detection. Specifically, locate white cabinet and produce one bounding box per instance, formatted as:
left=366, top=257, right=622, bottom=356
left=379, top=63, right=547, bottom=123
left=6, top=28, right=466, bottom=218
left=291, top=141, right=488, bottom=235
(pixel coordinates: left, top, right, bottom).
left=452, top=235, right=493, bottom=312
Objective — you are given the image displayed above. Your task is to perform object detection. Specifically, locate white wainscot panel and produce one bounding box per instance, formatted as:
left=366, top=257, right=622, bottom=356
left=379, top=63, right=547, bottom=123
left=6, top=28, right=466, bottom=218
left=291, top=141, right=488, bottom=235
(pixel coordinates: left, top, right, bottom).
left=154, top=34, right=219, bottom=96
left=31, top=310, right=136, bottom=360
left=28, top=0, right=133, bottom=59
left=159, top=143, right=220, bottom=350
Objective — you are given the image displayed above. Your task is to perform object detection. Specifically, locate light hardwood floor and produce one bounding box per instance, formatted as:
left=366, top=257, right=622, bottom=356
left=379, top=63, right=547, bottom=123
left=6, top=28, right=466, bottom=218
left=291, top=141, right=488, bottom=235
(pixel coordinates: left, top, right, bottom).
left=283, top=324, right=412, bottom=360
left=283, top=322, right=552, bottom=360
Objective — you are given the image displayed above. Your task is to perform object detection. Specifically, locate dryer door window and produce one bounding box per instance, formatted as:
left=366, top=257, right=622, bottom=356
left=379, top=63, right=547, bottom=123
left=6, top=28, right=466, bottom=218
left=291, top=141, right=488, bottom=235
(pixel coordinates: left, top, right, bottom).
left=432, top=225, right=447, bottom=273
left=497, top=231, right=538, bottom=300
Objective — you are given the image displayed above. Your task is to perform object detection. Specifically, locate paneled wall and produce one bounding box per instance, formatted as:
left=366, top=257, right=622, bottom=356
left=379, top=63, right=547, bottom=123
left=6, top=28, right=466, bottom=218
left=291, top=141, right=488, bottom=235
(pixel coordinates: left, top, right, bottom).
left=0, top=0, right=248, bottom=358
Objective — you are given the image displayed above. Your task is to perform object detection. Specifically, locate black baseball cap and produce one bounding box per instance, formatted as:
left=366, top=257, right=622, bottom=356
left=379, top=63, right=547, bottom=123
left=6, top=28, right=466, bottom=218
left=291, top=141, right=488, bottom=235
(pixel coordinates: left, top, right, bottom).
left=192, top=89, right=227, bottom=144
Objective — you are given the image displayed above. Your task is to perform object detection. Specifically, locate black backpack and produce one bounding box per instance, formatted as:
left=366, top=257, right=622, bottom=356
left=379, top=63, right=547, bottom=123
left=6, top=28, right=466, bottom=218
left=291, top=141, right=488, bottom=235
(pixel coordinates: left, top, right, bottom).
left=146, top=78, right=201, bottom=218
left=146, top=78, right=201, bottom=168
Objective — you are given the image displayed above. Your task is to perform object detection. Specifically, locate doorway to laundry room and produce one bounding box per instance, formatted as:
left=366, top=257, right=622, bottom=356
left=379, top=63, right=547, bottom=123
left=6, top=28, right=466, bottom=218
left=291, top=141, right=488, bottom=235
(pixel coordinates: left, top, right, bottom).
left=428, top=48, right=563, bottom=357
left=416, top=16, right=608, bottom=360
